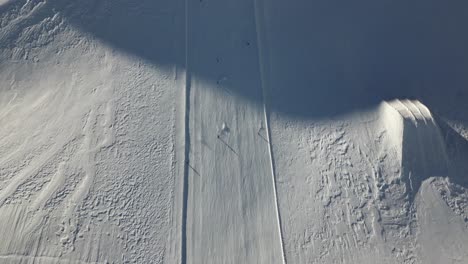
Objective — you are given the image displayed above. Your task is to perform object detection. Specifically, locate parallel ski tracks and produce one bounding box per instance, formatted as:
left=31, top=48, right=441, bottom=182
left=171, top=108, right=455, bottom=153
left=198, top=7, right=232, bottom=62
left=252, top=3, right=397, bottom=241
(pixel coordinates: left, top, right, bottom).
left=179, top=0, right=286, bottom=263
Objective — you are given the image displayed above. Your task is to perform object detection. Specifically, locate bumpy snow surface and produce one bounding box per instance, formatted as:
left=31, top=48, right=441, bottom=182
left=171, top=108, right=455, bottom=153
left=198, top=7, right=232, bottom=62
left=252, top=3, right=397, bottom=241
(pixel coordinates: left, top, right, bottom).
left=1, top=0, right=468, bottom=263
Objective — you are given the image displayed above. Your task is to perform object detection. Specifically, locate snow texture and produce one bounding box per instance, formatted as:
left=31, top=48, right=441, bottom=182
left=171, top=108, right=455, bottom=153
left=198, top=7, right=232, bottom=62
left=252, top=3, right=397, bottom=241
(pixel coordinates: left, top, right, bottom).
left=0, top=0, right=467, bottom=263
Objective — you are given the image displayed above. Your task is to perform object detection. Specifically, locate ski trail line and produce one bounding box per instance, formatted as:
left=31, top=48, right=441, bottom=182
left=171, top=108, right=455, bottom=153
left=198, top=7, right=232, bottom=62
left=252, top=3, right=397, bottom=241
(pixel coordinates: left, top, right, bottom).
left=180, top=0, right=191, bottom=262
left=253, top=1, right=287, bottom=263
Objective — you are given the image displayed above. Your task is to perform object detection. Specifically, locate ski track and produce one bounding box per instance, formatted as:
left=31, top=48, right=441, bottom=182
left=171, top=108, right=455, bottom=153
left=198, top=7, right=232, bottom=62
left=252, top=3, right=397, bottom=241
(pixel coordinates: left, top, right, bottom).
left=182, top=0, right=284, bottom=262
left=1, top=0, right=468, bottom=263
left=180, top=0, right=191, bottom=261
left=254, top=0, right=287, bottom=262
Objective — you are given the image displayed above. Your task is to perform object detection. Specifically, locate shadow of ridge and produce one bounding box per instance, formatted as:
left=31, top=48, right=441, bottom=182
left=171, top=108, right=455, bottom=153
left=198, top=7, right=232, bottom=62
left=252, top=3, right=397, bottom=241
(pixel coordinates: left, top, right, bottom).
left=7, top=0, right=468, bottom=120
left=263, top=0, right=468, bottom=119
left=434, top=115, right=468, bottom=188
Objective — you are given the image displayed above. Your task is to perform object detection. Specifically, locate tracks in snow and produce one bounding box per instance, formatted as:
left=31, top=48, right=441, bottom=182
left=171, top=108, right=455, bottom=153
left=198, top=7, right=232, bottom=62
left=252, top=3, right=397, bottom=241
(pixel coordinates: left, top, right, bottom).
left=254, top=0, right=287, bottom=262
left=178, top=0, right=286, bottom=262
left=180, top=0, right=191, bottom=261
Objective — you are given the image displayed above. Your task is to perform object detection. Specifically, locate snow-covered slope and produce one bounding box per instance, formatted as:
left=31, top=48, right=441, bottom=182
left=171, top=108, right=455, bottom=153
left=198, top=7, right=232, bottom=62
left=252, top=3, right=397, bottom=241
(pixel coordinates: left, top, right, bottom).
left=266, top=100, right=468, bottom=263
left=0, top=1, right=182, bottom=263
left=1, top=0, right=467, bottom=263
left=185, top=0, right=284, bottom=263
left=254, top=1, right=468, bottom=262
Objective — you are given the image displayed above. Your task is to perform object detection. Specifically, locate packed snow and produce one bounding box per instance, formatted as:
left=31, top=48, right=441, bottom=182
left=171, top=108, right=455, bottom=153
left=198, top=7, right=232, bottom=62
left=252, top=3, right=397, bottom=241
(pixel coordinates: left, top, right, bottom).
left=0, top=0, right=467, bottom=263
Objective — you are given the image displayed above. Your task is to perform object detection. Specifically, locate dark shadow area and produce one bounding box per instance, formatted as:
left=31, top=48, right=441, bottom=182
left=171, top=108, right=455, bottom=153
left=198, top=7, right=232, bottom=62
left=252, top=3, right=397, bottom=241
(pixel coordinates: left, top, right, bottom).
left=53, top=0, right=178, bottom=66
left=261, top=0, right=468, bottom=120
left=436, top=115, right=468, bottom=187
left=3, top=0, right=468, bottom=121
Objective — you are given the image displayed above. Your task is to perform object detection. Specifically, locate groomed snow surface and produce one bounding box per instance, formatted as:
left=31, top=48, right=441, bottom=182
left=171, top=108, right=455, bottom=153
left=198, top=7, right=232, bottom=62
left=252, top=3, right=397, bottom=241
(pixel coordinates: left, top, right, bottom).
left=1, top=0, right=468, bottom=263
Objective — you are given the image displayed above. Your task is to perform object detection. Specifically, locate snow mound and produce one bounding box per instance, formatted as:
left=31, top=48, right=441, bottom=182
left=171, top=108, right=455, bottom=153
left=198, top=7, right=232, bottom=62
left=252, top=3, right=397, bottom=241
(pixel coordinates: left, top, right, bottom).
left=381, top=99, right=448, bottom=193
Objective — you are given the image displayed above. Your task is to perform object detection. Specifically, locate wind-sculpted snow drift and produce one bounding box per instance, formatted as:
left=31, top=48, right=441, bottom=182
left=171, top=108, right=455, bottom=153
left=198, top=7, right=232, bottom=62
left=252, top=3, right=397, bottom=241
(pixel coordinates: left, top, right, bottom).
left=382, top=99, right=448, bottom=193
left=269, top=100, right=467, bottom=263
left=0, top=0, right=467, bottom=263
left=381, top=100, right=468, bottom=263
